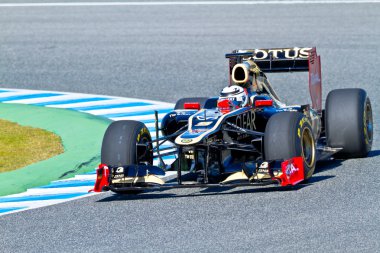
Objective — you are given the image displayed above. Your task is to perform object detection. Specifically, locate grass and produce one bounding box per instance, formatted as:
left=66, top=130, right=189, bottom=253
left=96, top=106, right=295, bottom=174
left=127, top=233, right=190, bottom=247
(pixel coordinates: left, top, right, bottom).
left=0, top=119, right=64, bottom=173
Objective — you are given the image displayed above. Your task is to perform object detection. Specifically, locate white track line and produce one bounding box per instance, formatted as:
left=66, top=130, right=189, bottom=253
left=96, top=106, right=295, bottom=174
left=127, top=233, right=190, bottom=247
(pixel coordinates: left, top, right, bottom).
left=44, top=98, right=133, bottom=108
left=0, top=0, right=379, bottom=7
left=0, top=199, right=80, bottom=209
left=2, top=88, right=174, bottom=106
left=0, top=90, right=52, bottom=98
left=0, top=194, right=101, bottom=216
left=19, top=186, right=93, bottom=196
left=85, top=104, right=172, bottom=115
left=55, top=174, right=97, bottom=182
left=4, top=94, right=80, bottom=104
left=110, top=113, right=167, bottom=121
left=45, top=100, right=127, bottom=109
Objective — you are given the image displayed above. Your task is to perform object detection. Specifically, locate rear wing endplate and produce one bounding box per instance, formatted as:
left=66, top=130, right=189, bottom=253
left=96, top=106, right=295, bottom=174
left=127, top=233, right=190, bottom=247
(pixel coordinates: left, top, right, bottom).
left=226, top=47, right=322, bottom=112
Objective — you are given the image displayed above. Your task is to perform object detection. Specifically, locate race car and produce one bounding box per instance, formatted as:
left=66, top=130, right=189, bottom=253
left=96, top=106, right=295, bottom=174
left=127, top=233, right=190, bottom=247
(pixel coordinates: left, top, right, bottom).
left=92, top=47, right=373, bottom=194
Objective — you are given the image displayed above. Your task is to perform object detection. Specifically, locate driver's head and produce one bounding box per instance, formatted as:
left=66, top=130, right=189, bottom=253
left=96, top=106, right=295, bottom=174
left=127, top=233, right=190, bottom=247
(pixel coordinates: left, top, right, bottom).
left=217, top=85, right=249, bottom=113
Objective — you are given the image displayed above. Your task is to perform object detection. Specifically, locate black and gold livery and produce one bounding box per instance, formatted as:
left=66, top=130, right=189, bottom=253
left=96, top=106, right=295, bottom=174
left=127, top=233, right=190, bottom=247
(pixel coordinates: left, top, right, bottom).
left=93, top=47, right=373, bottom=194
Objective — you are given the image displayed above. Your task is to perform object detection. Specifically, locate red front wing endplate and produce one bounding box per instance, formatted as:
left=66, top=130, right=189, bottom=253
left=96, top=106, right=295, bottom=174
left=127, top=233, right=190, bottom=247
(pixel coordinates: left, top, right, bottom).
left=275, top=157, right=305, bottom=186
left=89, top=164, right=110, bottom=193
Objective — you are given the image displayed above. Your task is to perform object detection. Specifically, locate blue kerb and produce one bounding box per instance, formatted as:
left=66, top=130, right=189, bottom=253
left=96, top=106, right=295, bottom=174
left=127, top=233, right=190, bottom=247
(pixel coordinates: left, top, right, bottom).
left=38, top=180, right=95, bottom=189
left=0, top=193, right=87, bottom=203
left=74, top=102, right=153, bottom=111
left=31, top=97, right=111, bottom=106
left=0, top=93, right=62, bottom=102
left=0, top=206, right=28, bottom=213
left=102, top=108, right=173, bottom=118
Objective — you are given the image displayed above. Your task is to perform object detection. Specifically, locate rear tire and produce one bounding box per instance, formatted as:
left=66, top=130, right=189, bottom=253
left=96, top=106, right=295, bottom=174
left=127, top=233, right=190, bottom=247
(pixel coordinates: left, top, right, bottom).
left=325, top=88, right=373, bottom=158
left=101, top=120, right=153, bottom=167
left=264, top=112, right=316, bottom=180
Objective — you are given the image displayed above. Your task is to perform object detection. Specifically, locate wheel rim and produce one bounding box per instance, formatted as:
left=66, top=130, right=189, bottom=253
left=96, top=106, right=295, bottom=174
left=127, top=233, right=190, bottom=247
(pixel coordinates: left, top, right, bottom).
left=138, top=135, right=153, bottom=165
left=364, top=100, right=373, bottom=145
left=301, top=127, right=315, bottom=168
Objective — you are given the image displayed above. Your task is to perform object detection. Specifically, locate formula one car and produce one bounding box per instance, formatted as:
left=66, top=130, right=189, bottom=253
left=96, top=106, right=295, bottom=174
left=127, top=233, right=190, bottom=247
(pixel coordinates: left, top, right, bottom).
left=92, top=47, right=373, bottom=193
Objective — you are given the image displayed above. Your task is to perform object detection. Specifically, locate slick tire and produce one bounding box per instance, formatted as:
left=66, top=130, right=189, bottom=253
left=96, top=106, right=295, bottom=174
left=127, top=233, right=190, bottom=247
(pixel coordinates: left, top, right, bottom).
left=325, top=88, right=373, bottom=158
left=174, top=97, right=217, bottom=110
left=264, top=112, right=316, bottom=180
left=101, top=120, right=153, bottom=167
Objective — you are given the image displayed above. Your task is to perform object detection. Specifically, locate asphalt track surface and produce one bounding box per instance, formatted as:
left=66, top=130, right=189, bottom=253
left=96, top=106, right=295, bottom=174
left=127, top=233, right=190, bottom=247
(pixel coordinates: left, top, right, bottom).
left=0, top=1, right=379, bottom=252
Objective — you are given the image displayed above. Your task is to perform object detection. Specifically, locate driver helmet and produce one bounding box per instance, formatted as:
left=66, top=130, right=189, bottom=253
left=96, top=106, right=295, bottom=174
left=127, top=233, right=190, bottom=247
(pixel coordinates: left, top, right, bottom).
left=217, top=85, right=249, bottom=113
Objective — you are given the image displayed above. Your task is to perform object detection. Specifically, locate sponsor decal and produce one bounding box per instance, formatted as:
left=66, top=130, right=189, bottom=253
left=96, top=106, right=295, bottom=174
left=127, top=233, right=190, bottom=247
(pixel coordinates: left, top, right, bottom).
left=175, top=111, right=195, bottom=116
left=257, top=162, right=270, bottom=174
left=116, top=167, right=124, bottom=173
left=195, top=121, right=213, bottom=127
left=235, top=110, right=256, bottom=130
left=281, top=108, right=299, bottom=112
left=259, top=162, right=269, bottom=169
left=137, top=127, right=149, bottom=142
left=363, top=109, right=370, bottom=145
left=196, top=115, right=218, bottom=120
left=181, top=139, right=193, bottom=143
left=285, top=163, right=299, bottom=177
left=184, top=153, right=194, bottom=159
left=299, top=117, right=311, bottom=128
left=257, top=168, right=269, bottom=174
left=246, top=47, right=312, bottom=60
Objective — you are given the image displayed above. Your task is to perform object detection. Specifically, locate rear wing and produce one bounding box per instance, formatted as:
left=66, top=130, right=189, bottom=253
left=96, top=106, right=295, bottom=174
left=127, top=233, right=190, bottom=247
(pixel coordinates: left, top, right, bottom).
left=226, top=47, right=322, bottom=112
left=226, top=47, right=313, bottom=73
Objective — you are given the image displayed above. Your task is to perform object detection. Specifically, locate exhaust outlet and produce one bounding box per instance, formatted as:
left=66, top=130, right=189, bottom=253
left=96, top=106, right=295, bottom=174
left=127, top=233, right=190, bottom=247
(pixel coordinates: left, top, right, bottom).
left=231, top=59, right=260, bottom=84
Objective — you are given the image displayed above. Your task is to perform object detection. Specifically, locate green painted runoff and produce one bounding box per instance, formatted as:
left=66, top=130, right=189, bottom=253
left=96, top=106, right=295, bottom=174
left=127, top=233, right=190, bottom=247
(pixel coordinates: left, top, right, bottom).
left=0, top=103, right=111, bottom=196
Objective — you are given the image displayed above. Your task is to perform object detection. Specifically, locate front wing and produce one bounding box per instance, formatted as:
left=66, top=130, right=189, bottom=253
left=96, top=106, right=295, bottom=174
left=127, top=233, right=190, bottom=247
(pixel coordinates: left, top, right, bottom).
left=90, top=157, right=305, bottom=193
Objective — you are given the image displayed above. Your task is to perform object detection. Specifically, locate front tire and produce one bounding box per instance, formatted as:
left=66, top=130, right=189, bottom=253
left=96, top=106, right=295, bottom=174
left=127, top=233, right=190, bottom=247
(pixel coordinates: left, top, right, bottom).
left=264, top=112, right=316, bottom=180
left=101, top=120, right=153, bottom=167
left=325, top=88, right=373, bottom=158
